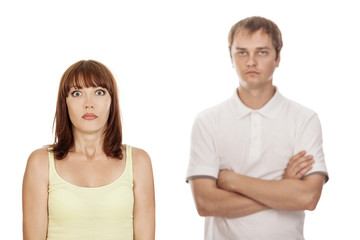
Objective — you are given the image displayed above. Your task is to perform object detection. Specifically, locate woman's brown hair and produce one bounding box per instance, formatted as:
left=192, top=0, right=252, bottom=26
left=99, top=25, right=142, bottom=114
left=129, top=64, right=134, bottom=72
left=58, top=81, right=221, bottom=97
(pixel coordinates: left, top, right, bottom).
left=51, top=60, right=123, bottom=160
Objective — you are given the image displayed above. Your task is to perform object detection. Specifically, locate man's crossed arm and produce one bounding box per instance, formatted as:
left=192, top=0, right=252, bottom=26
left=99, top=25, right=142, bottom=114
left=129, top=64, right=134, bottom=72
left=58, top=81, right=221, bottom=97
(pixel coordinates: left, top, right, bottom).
left=190, top=151, right=325, bottom=218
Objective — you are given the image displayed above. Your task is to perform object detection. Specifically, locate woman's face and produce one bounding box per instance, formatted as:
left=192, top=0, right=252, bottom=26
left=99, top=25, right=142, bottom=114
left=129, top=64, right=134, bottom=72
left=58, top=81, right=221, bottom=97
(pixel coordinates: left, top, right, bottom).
left=66, top=86, right=111, bottom=135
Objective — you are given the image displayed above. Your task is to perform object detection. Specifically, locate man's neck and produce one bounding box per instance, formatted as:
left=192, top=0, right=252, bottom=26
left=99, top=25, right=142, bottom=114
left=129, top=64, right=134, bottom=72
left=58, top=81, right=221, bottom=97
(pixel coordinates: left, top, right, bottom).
left=237, top=84, right=276, bottom=110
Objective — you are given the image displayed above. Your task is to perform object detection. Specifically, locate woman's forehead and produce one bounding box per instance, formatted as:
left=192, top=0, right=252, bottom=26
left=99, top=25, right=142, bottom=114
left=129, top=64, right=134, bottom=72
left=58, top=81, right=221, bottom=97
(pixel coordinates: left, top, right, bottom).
left=68, top=73, right=103, bottom=88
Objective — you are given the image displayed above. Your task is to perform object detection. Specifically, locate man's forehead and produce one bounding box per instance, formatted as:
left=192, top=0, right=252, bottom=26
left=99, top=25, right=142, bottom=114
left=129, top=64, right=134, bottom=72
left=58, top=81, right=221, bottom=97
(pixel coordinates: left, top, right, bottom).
left=232, top=29, right=273, bottom=48
left=235, top=28, right=268, bottom=37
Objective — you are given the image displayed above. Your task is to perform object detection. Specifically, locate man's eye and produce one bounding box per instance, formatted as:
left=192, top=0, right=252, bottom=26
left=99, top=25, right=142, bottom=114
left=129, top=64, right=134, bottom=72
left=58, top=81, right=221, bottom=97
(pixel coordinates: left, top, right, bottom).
left=71, top=91, right=82, bottom=97
left=95, top=89, right=105, bottom=96
left=259, top=51, right=267, bottom=55
left=238, top=51, right=247, bottom=56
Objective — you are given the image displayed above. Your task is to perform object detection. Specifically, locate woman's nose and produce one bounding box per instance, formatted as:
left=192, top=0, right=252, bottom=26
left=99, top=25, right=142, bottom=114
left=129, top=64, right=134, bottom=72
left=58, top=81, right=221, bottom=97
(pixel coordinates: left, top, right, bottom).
left=84, top=96, right=94, bottom=109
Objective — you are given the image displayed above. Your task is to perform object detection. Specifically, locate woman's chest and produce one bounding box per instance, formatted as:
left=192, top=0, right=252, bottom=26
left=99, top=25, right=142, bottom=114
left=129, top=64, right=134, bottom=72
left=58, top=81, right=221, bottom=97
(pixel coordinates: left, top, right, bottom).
left=55, top=158, right=125, bottom=188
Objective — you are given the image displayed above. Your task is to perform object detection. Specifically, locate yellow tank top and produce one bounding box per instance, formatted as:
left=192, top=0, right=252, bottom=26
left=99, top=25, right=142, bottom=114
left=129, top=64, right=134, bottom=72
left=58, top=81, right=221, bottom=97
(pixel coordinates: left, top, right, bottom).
left=47, top=145, right=134, bottom=240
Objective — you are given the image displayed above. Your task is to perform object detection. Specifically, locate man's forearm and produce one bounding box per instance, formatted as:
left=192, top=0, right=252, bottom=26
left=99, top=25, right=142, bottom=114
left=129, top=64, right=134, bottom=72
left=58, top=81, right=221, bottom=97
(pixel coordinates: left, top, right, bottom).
left=218, top=172, right=325, bottom=211
left=191, top=178, right=269, bottom=218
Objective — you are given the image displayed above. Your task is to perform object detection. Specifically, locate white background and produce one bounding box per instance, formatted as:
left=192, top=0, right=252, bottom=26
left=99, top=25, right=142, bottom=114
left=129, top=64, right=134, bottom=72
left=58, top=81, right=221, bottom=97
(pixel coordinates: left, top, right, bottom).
left=1, top=0, right=359, bottom=239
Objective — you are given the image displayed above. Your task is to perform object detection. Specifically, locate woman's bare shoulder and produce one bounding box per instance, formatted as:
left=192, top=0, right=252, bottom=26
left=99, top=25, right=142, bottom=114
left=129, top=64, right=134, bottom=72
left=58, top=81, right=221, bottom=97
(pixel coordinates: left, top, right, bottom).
left=130, top=147, right=154, bottom=197
left=25, top=148, right=49, bottom=177
left=131, top=147, right=151, bottom=164
left=28, top=147, right=49, bottom=162
left=131, top=147, right=153, bottom=175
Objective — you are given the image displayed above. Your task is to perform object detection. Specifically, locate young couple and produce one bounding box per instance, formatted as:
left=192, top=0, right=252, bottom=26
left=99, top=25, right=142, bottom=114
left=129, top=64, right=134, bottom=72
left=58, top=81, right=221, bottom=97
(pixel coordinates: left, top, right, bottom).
left=23, top=16, right=328, bottom=240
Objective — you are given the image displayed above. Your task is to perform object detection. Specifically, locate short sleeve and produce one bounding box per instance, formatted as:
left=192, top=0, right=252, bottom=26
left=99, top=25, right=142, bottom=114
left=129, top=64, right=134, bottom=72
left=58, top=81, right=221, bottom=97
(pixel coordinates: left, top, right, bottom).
left=186, top=113, right=220, bottom=182
left=294, top=113, right=329, bottom=182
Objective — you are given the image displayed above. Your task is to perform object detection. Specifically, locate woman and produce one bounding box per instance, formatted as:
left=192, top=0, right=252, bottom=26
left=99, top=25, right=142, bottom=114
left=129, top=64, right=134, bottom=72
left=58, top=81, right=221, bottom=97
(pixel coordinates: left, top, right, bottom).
left=22, top=60, right=155, bottom=240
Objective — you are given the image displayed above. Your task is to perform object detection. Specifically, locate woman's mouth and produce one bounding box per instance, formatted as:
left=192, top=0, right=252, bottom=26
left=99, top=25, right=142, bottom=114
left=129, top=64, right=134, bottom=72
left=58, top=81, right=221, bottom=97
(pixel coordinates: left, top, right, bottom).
left=82, top=113, right=98, bottom=120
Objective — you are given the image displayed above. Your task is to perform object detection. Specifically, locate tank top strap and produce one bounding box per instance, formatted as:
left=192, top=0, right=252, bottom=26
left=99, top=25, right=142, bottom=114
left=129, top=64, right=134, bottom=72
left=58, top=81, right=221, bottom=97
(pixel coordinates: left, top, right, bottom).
left=48, top=148, right=56, bottom=183
left=124, top=144, right=133, bottom=183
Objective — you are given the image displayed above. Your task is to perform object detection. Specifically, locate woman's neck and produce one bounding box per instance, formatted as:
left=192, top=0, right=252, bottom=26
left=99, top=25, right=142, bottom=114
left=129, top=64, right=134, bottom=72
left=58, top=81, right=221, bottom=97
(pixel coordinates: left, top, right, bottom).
left=71, top=128, right=105, bottom=159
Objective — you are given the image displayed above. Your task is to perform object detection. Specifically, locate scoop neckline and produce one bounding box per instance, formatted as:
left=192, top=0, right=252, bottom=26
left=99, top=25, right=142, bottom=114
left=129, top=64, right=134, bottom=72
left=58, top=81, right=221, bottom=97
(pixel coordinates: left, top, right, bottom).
left=51, top=145, right=129, bottom=190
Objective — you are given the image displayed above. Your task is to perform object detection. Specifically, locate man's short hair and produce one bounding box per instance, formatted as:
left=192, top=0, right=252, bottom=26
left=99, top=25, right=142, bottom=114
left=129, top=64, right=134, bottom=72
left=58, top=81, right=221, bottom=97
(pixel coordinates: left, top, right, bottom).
left=228, top=16, right=283, bottom=60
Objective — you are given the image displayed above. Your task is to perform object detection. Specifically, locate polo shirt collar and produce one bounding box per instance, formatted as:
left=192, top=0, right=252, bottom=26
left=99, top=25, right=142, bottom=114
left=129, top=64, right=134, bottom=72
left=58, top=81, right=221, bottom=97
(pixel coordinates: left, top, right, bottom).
left=229, top=87, right=285, bottom=119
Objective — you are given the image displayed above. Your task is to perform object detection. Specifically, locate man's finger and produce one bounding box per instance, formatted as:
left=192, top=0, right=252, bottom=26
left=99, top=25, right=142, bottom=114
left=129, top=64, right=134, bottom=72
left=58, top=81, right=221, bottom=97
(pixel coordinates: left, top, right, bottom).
left=290, top=151, right=306, bottom=161
left=296, top=165, right=313, bottom=178
left=288, top=152, right=309, bottom=168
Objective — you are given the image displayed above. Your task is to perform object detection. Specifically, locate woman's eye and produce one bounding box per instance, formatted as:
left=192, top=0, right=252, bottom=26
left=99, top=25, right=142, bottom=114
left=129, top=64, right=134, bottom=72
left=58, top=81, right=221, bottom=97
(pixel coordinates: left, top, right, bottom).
left=71, top=91, right=82, bottom=97
left=95, top=89, right=106, bottom=96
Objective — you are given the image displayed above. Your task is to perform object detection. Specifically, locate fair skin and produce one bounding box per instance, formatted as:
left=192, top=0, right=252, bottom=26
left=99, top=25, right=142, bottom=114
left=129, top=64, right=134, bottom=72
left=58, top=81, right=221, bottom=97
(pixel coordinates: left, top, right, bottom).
left=190, top=29, right=325, bottom=217
left=232, top=29, right=280, bottom=109
left=23, top=86, right=155, bottom=240
left=190, top=152, right=315, bottom=217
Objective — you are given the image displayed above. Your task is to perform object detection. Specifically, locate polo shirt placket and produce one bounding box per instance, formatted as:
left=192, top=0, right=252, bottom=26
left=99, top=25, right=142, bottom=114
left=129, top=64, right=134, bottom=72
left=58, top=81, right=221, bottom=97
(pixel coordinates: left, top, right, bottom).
left=249, top=111, right=261, bottom=160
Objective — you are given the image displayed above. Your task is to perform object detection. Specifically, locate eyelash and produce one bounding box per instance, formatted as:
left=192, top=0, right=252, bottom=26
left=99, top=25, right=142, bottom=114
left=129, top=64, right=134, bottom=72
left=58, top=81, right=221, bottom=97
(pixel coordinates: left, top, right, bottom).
left=237, top=51, right=268, bottom=56
left=71, top=91, right=82, bottom=97
left=95, top=89, right=106, bottom=96
left=70, top=89, right=106, bottom=97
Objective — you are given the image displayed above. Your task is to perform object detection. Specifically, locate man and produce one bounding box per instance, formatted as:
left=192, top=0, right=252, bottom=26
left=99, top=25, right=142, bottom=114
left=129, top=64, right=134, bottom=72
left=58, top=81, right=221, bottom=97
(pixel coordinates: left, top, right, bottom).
left=186, top=16, right=328, bottom=240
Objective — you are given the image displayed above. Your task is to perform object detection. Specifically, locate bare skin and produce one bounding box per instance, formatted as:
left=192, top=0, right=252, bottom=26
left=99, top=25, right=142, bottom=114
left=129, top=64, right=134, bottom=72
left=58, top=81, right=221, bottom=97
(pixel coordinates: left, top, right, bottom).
left=217, top=151, right=324, bottom=211
left=217, top=170, right=324, bottom=211
left=231, top=30, right=280, bottom=109
left=22, top=149, right=48, bottom=240
left=22, top=86, right=155, bottom=240
left=190, top=150, right=316, bottom=217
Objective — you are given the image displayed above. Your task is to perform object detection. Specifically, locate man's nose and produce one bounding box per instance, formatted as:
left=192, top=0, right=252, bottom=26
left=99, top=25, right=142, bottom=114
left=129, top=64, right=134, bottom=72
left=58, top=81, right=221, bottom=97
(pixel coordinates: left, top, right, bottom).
left=246, top=54, right=257, bottom=67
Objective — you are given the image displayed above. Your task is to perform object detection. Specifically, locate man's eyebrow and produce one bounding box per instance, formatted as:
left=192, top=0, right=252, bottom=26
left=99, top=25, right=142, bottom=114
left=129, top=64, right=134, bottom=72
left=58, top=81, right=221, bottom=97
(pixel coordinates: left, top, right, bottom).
left=235, top=47, right=271, bottom=50
left=256, top=47, right=271, bottom=50
left=235, top=47, right=247, bottom=51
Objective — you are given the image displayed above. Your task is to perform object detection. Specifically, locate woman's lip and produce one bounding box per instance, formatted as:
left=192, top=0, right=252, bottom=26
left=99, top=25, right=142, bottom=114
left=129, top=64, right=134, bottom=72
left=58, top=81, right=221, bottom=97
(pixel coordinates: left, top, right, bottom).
left=82, top=113, right=98, bottom=120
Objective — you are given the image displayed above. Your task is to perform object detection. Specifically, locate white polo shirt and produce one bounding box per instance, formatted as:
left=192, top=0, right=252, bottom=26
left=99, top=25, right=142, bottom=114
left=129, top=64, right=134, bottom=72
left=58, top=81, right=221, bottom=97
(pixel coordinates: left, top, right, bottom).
left=186, top=88, right=328, bottom=240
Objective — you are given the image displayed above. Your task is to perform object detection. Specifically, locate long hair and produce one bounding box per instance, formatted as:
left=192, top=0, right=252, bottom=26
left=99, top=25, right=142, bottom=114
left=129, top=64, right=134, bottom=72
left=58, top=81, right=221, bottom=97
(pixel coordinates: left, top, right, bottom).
left=51, top=60, right=123, bottom=160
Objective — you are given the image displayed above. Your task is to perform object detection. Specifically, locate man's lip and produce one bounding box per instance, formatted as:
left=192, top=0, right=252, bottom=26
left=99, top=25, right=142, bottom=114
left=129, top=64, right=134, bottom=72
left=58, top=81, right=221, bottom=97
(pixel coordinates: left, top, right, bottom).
left=82, top=113, right=98, bottom=120
left=246, top=71, right=259, bottom=74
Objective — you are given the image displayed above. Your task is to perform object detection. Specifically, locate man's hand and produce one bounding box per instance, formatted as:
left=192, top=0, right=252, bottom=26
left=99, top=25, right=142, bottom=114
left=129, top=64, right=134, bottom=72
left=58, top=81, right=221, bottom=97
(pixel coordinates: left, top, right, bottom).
left=283, top=151, right=314, bottom=179
left=216, top=151, right=322, bottom=211
left=218, top=151, right=314, bottom=191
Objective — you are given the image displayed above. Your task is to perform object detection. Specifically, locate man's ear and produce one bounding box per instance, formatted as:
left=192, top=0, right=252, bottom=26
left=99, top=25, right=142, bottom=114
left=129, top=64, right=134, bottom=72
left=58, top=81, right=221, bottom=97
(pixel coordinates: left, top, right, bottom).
left=276, top=52, right=281, bottom=67
left=229, top=47, right=234, bottom=68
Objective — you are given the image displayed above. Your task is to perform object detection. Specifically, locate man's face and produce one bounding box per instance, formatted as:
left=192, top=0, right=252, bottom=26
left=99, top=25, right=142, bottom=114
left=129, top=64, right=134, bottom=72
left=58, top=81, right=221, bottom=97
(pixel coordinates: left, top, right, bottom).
left=230, top=29, right=280, bottom=90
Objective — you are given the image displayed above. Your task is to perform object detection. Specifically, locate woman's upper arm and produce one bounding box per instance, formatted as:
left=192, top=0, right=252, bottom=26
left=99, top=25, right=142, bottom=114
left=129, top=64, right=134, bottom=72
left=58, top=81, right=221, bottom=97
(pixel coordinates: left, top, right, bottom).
left=22, top=148, right=49, bottom=240
left=132, top=147, right=155, bottom=240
